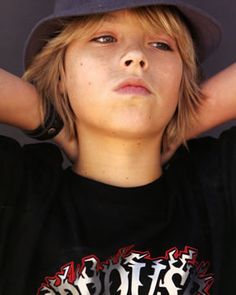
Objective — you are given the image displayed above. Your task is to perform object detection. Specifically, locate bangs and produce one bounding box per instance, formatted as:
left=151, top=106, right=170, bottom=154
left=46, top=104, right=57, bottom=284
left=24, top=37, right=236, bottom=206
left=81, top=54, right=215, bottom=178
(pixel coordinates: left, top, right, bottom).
left=52, top=5, right=194, bottom=61
left=50, top=14, right=106, bottom=46
left=132, top=6, right=192, bottom=41
left=131, top=6, right=197, bottom=65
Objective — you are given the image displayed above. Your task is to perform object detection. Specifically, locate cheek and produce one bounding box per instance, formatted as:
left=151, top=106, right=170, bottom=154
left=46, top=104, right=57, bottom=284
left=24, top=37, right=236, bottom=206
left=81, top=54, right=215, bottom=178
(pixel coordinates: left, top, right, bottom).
left=163, top=57, right=182, bottom=97
left=155, top=59, right=182, bottom=95
left=66, top=52, right=111, bottom=91
left=163, top=56, right=182, bottom=84
left=152, top=57, right=183, bottom=120
left=65, top=62, right=111, bottom=123
left=65, top=60, right=95, bottom=105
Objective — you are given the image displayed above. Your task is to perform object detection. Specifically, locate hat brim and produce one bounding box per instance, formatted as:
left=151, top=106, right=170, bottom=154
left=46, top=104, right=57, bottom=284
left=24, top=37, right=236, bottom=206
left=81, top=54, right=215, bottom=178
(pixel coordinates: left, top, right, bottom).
left=24, top=0, right=222, bottom=69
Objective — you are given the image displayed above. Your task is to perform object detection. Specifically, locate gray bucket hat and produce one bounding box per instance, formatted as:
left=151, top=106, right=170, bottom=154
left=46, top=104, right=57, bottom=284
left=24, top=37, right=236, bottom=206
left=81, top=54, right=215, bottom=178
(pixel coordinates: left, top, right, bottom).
left=24, top=0, right=222, bottom=69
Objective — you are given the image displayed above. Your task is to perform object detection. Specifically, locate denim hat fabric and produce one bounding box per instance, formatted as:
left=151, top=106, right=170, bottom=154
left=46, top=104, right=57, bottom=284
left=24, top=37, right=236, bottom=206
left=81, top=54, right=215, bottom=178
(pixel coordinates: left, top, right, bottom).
left=24, top=0, right=222, bottom=69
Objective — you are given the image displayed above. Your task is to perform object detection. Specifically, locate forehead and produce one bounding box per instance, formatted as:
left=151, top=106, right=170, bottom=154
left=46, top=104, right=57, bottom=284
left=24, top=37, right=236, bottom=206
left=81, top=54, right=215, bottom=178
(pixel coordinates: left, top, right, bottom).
left=93, top=7, right=185, bottom=37
left=102, top=10, right=140, bottom=22
left=98, top=10, right=154, bottom=31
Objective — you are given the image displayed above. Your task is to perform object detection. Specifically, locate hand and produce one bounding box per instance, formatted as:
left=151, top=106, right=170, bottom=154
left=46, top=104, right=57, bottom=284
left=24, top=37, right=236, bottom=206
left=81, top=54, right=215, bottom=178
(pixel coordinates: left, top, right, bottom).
left=53, top=128, right=78, bottom=163
left=161, top=142, right=181, bottom=165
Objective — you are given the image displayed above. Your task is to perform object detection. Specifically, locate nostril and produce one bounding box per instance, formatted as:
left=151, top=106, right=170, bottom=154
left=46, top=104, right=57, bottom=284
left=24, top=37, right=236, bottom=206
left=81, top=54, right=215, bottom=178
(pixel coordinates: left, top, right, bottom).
left=124, top=59, right=146, bottom=67
left=140, top=60, right=145, bottom=67
left=125, top=60, right=132, bottom=66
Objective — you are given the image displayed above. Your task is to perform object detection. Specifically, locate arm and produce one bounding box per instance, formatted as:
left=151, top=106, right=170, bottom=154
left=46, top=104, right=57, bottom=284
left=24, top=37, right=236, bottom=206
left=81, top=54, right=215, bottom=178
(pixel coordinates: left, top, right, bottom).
left=162, top=63, right=236, bottom=163
left=0, top=68, right=78, bottom=162
left=187, top=62, right=236, bottom=138
left=0, top=68, right=41, bottom=129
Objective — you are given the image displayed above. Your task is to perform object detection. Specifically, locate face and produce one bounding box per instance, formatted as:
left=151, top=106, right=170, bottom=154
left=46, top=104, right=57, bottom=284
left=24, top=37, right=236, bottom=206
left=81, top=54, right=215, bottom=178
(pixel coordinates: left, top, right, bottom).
left=64, top=10, right=183, bottom=141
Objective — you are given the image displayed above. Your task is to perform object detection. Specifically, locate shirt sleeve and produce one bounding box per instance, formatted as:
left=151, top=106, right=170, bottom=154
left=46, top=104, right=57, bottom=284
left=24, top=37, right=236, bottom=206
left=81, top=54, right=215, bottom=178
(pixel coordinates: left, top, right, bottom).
left=186, top=126, right=236, bottom=227
left=169, top=127, right=236, bottom=278
left=0, top=136, right=23, bottom=207
left=0, top=135, right=63, bottom=208
left=0, top=136, right=63, bottom=277
left=216, top=127, right=236, bottom=222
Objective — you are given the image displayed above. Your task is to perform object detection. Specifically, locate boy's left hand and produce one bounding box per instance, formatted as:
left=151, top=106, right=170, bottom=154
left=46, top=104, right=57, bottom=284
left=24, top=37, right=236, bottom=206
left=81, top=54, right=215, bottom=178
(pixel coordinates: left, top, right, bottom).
left=53, top=128, right=78, bottom=163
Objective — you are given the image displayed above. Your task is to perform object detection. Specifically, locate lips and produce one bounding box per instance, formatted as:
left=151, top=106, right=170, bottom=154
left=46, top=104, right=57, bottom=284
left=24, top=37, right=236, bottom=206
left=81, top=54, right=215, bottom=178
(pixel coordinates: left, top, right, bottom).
left=114, top=78, right=152, bottom=95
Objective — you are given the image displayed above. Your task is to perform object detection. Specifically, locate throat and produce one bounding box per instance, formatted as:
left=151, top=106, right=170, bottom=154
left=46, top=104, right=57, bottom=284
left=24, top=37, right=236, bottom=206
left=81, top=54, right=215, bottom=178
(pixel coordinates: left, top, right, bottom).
left=73, top=136, right=162, bottom=187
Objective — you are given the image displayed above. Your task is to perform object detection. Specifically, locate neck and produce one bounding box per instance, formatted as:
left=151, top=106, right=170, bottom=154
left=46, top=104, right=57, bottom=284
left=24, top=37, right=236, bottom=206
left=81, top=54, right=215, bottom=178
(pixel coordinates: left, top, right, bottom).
left=73, top=129, right=163, bottom=187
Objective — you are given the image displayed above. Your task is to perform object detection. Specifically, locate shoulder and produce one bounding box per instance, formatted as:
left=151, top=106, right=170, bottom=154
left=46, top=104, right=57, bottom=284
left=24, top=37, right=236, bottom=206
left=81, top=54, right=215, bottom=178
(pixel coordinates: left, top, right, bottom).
left=170, top=126, right=236, bottom=167
left=0, top=135, right=63, bottom=171
left=164, top=128, right=236, bottom=223
left=186, top=126, right=236, bottom=174
left=22, top=139, right=63, bottom=169
left=0, top=135, right=64, bottom=207
left=188, top=126, right=236, bottom=154
left=165, top=127, right=236, bottom=214
left=164, top=127, right=236, bottom=190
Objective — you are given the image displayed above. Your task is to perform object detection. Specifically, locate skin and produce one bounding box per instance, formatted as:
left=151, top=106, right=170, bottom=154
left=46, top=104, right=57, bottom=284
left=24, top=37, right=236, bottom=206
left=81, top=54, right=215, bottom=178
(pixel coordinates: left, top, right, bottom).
left=1, top=15, right=235, bottom=172
left=0, top=69, right=41, bottom=129
left=63, top=10, right=183, bottom=187
left=161, top=63, right=236, bottom=163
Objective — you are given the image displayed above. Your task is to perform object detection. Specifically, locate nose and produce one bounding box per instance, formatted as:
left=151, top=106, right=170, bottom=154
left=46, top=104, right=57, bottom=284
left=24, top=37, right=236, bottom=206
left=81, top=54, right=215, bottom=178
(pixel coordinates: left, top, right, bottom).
left=121, top=49, right=148, bottom=71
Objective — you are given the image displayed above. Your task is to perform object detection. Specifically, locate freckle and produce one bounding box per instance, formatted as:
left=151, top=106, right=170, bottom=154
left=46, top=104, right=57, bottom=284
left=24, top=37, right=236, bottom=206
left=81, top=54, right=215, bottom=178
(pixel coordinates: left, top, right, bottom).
left=149, top=116, right=152, bottom=120
left=88, top=82, right=92, bottom=86
left=80, top=62, right=83, bottom=66
left=126, top=177, right=129, bottom=180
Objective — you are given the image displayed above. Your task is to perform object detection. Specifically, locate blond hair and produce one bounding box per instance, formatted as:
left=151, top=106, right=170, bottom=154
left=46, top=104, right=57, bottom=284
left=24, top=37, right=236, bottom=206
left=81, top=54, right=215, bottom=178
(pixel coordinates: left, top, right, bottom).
left=23, top=6, right=202, bottom=151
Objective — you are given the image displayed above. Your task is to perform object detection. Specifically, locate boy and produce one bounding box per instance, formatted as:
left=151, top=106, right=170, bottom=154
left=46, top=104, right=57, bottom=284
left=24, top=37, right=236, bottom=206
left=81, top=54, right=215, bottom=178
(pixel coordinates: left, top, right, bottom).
left=0, top=0, right=236, bottom=294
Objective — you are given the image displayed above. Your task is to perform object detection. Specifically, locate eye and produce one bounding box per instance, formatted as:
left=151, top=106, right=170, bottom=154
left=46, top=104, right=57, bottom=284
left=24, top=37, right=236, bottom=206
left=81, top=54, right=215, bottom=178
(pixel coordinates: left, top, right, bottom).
left=150, top=42, right=172, bottom=51
left=91, top=35, right=117, bottom=44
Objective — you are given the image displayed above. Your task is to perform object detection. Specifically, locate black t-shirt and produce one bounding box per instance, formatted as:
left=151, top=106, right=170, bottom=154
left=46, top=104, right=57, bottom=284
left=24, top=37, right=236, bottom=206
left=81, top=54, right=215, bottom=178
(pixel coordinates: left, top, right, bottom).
left=0, top=128, right=235, bottom=295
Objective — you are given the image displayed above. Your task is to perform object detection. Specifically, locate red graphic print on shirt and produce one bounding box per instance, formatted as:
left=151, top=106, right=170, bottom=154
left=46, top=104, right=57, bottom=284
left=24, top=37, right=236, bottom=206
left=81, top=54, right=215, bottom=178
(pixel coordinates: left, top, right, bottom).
left=38, top=245, right=213, bottom=294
